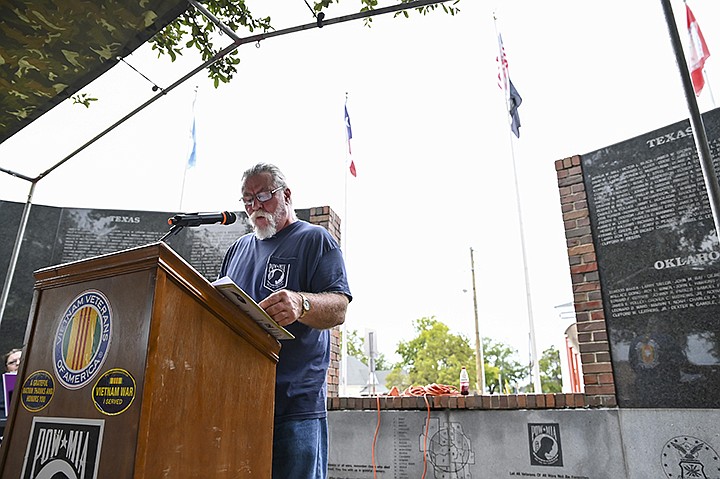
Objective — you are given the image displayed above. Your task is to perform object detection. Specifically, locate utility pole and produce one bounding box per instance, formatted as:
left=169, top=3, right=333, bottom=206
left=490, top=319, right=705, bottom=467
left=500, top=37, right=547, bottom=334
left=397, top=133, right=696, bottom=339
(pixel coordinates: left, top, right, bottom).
left=470, top=247, right=485, bottom=393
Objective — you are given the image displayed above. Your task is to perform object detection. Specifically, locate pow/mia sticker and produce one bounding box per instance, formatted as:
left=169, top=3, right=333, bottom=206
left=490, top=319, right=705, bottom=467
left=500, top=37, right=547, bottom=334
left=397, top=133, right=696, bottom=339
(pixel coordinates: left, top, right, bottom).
left=54, top=290, right=113, bottom=390
left=92, top=368, right=136, bottom=416
left=21, top=416, right=104, bottom=479
left=21, top=370, right=55, bottom=412
left=528, top=423, right=563, bottom=466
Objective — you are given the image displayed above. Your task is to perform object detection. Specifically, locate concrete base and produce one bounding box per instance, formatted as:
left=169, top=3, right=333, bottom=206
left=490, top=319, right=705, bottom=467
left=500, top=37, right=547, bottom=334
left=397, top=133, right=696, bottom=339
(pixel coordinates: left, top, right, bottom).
left=329, top=408, right=720, bottom=479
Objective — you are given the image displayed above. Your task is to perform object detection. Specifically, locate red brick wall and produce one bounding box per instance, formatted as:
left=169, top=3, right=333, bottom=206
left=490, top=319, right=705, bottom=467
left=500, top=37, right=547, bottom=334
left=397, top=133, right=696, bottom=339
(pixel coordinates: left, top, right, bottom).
left=555, top=156, right=616, bottom=407
left=328, top=393, right=586, bottom=411
left=307, top=206, right=343, bottom=397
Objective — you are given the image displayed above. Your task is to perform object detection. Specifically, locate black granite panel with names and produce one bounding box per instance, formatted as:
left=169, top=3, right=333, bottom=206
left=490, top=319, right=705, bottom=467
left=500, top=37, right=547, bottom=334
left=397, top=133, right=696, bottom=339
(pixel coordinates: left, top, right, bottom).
left=0, top=202, right=259, bottom=356
left=0, top=202, right=60, bottom=359
left=582, top=108, right=720, bottom=408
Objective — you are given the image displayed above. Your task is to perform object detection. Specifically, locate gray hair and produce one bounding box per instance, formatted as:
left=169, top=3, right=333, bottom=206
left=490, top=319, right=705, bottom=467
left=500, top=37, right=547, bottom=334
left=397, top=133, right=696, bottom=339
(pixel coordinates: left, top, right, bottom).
left=241, top=163, right=289, bottom=191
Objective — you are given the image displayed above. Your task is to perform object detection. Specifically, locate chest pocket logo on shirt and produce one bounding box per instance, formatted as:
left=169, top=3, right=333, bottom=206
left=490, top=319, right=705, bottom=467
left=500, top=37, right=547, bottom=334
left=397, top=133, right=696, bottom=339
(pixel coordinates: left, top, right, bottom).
left=264, top=261, right=290, bottom=292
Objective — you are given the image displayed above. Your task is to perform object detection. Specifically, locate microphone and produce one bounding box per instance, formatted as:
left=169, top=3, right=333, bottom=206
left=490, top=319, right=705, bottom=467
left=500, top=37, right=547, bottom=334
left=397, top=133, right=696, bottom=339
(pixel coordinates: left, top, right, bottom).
left=167, top=211, right=237, bottom=227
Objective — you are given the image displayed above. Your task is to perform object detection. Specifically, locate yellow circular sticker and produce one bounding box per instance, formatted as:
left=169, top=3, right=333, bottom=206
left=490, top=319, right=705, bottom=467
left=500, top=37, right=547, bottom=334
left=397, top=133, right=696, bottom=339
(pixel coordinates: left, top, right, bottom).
left=21, top=370, right=55, bottom=412
left=91, top=368, right=136, bottom=416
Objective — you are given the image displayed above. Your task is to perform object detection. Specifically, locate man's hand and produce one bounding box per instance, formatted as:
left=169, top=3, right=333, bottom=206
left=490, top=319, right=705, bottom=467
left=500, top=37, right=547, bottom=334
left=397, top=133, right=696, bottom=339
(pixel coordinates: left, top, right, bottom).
left=259, top=290, right=349, bottom=330
left=259, top=290, right=303, bottom=327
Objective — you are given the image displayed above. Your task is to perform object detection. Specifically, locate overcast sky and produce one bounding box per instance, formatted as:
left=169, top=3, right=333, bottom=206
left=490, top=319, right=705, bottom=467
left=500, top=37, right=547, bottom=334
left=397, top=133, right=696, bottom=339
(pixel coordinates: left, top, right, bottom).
left=1, top=0, right=718, bottom=368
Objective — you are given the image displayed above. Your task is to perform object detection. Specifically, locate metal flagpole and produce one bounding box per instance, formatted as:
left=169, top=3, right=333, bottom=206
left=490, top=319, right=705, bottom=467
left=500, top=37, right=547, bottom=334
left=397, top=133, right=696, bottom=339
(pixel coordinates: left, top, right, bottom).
left=469, top=247, right=485, bottom=393
left=702, top=69, right=716, bottom=108
left=662, top=0, right=720, bottom=238
left=494, top=13, right=542, bottom=393
left=508, top=130, right=542, bottom=394
left=340, top=92, right=351, bottom=397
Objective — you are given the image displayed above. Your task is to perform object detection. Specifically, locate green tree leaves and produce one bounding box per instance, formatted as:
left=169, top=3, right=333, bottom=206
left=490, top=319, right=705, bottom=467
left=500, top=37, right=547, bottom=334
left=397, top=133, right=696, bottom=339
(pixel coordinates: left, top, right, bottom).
left=151, top=1, right=272, bottom=88
left=381, top=317, right=564, bottom=395
left=150, top=0, right=460, bottom=86
left=391, top=316, right=476, bottom=391
left=539, top=345, right=563, bottom=393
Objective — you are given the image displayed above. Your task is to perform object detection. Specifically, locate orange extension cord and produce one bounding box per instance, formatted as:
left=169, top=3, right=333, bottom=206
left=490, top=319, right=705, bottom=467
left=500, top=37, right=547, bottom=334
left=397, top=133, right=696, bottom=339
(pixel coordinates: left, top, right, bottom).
left=371, top=384, right=462, bottom=479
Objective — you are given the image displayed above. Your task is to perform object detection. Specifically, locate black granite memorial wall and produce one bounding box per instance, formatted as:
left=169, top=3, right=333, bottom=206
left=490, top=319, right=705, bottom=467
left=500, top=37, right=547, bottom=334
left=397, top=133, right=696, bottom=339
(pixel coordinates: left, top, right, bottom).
left=582, top=108, right=720, bottom=408
left=0, top=201, right=313, bottom=357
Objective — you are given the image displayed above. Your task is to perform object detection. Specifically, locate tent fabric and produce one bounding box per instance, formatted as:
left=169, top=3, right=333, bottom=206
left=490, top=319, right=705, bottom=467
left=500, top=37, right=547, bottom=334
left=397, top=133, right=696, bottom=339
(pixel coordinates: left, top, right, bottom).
left=0, top=0, right=189, bottom=145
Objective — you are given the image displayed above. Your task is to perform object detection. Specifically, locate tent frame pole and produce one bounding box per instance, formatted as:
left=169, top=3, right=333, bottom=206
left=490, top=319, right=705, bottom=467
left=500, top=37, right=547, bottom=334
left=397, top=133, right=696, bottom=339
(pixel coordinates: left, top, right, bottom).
left=0, top=0, right=454, bottom=329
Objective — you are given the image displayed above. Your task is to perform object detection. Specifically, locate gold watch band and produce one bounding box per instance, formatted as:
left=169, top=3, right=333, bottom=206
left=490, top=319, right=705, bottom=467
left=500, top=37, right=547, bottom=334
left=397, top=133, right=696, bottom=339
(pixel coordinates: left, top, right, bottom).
left=299, top=293, right=310, bottom=318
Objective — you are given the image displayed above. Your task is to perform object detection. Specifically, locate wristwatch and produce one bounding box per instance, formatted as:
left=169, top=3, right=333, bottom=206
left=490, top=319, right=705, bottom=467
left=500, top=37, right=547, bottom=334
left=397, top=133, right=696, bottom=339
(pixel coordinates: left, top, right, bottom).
left=299, top=293, right=311, bottom=318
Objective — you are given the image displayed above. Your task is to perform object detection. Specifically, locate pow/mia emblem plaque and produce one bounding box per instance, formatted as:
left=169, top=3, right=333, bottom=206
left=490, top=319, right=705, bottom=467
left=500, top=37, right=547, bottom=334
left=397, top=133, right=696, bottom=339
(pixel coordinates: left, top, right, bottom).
left=528, top=423, right=563, bottom=467
left=53, top=290, right=113, bottom=390
left=20, top=416, right=104, bottom=479
left=662, top=436, right=720, bottom=479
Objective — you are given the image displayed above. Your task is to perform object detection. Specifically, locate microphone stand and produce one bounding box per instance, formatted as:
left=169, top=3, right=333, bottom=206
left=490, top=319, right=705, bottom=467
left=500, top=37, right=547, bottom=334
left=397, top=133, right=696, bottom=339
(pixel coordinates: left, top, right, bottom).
left=159, top=224, right=185, bottom=243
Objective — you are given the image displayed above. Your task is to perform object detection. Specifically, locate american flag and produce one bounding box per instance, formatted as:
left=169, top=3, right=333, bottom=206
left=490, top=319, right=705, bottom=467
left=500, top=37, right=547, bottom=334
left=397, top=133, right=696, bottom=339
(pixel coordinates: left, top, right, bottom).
left=497, top=33, right=522, bottom=138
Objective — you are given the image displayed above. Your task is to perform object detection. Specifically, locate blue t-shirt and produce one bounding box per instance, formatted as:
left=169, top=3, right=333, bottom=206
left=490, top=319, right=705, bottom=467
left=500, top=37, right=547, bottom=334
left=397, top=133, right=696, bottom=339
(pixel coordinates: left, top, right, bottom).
left=219, top=220, right=351, bottom=422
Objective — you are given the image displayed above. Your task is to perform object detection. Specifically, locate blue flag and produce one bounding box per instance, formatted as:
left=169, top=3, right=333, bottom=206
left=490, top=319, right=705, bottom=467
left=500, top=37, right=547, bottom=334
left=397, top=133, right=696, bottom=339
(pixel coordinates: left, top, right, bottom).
left=187, top=89, right=198, bottom=168
left=187, top=114, right=197, bottom=168
left=508, top=79, right=522, bottom=138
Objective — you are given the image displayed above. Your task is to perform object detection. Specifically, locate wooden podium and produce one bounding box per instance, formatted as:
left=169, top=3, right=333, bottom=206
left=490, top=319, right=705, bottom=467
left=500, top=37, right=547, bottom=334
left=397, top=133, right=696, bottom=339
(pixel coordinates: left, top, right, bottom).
left=0, top=242, right=280, bottom=478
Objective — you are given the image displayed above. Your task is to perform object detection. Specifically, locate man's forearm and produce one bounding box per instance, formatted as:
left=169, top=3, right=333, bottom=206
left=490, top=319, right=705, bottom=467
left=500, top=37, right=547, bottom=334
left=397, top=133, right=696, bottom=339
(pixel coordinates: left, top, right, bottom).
left=298, top=292, right=349, bottom=330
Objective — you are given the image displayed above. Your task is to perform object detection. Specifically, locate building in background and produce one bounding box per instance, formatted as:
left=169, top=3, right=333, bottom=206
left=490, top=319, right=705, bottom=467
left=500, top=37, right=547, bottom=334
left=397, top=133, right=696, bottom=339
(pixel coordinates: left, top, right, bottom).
left=555, top=302, right=583, bottom=393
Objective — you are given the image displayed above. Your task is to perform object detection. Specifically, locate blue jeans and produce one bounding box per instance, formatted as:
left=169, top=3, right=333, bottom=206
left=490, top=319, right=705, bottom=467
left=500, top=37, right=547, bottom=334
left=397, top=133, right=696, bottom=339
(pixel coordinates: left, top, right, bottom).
left=272, top=417, right=328, bottom=479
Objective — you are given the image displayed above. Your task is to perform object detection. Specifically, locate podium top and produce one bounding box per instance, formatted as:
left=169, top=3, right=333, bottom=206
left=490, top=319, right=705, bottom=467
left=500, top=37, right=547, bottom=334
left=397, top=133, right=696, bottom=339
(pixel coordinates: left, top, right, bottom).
left=32, top=241, right=281, bottom=361
left=34, top=241, right=182, bottom=285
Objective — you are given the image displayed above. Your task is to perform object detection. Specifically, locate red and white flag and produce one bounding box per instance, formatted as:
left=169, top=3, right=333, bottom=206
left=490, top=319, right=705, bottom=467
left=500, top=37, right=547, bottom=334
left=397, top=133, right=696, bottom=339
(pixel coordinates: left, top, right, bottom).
left=686, top=3, right=711, bottom=96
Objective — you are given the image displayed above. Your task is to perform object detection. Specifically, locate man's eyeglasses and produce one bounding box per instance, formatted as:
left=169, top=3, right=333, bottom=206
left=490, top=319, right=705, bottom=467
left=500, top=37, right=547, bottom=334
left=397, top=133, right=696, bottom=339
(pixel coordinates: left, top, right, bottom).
left=6, top=359, right=20, bottom=366
left=242, top=186, right=284, bottom=206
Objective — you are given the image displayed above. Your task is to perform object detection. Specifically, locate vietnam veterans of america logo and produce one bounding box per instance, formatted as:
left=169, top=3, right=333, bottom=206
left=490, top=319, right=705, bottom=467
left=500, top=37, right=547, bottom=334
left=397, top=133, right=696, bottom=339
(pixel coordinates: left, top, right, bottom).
left=21, top=417, right=104, bottom=479
left=54, top=290, right=112, bottom=390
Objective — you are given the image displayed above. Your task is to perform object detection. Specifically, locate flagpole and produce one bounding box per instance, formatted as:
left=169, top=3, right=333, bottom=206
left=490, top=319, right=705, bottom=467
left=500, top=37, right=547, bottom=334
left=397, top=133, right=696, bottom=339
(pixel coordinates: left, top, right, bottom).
left=666, top=0, right=720, bottom=239
left=469, top=247, right=485, bottom=393
left=702, top=69, right=716, bottom=108
left=494, top=13, right=542, bottom=394
left=508, top=128, right=541, bottom=394
left=340, top=92, right=350, bottom=397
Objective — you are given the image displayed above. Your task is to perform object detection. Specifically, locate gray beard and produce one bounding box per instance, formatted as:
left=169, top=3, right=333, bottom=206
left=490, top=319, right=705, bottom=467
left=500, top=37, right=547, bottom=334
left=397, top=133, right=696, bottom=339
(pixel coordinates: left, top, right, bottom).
left=250, top=203, right=285, bottom=240
left=253, top=220, right=277, bottom=240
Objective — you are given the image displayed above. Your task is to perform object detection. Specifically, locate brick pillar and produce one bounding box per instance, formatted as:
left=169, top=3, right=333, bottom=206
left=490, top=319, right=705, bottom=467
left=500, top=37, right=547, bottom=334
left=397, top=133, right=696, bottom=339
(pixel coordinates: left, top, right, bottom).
left=307, top=206, right=343, bottom=398
left=555, top=156, right=617, bottom=407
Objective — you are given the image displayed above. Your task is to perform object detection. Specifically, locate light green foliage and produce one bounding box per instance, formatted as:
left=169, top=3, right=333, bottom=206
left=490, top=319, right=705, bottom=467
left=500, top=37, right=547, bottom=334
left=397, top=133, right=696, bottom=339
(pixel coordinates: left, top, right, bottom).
left=152, top=0, right=271, bottom=88
left=342, top=328, right=390, bottom=371
left=388, top=317, right=476, bottom=391
left=71, top=94, right=98, bottom=108
left=481, top=337, right=525, bottom=394
left=539, top=346, right=563, bottom=393
left=344, top=329, right=365, bottom=361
